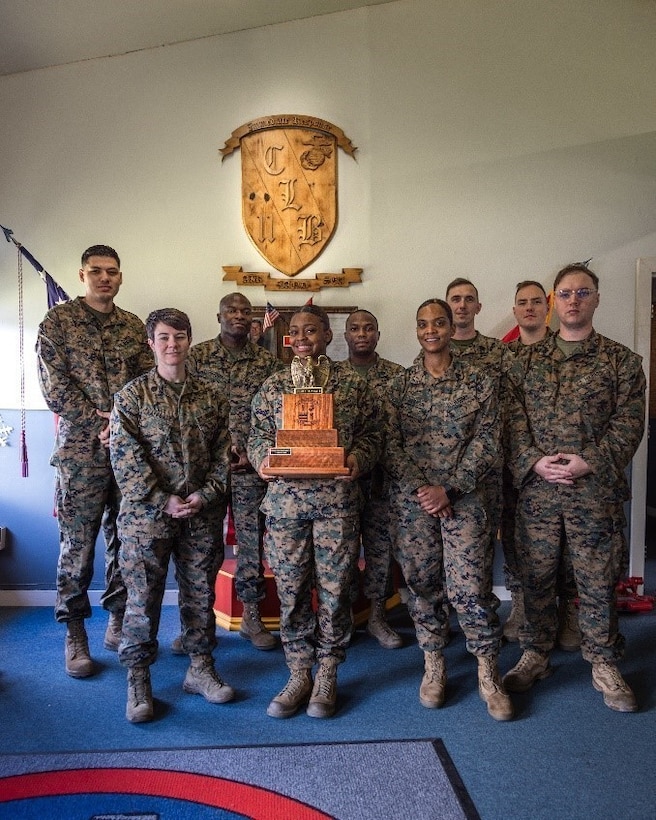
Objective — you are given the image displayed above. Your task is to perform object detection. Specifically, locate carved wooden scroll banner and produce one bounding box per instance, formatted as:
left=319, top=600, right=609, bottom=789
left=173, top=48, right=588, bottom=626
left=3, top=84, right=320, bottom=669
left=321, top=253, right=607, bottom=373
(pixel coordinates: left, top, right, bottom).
left=220, top=115, right=361, bottom=289
left=222, top=265, right=362, bottom=292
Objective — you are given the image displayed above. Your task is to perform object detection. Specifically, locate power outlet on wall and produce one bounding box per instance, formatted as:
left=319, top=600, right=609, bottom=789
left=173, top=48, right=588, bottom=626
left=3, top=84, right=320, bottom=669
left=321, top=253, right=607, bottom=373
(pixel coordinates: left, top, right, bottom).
left=0, top=527, right=7, bottom=550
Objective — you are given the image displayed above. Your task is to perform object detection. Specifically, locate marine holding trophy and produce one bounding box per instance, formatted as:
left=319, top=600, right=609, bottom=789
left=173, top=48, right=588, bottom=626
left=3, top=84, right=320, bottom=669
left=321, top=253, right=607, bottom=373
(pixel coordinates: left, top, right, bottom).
left=248, top=304, right=381, bottom=720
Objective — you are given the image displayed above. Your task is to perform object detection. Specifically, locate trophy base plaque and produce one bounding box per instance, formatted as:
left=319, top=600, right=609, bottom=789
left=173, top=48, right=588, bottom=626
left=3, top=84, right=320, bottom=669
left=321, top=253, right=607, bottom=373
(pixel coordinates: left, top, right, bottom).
left=262, top=392, right=350, bottom=478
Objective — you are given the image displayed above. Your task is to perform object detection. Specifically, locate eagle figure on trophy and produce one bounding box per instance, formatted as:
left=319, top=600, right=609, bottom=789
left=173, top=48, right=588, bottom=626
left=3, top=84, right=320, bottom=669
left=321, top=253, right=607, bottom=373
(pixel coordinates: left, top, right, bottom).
left=291, top=354, right=330, bottom=390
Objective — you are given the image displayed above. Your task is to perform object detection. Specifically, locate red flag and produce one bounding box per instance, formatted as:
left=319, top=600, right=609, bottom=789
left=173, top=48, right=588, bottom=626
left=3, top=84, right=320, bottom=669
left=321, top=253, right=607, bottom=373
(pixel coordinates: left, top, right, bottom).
left=502, top=325, right=521, bottom=343
left=503, top=291, right=553, bottom=343
left=304, top=297, right=313, bottom=306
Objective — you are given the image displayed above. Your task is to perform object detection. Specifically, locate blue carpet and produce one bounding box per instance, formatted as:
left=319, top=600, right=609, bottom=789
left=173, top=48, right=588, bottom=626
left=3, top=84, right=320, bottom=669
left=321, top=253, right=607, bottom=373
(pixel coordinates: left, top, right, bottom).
left=0, top=603, right=655, bottom=819
left=0, top=739, right=477, bottom=820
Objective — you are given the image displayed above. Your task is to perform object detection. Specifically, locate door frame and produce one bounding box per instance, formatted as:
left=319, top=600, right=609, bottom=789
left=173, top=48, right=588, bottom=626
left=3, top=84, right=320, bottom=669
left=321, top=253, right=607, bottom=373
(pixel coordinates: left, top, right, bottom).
left=630, top=258, right=655, bottom=580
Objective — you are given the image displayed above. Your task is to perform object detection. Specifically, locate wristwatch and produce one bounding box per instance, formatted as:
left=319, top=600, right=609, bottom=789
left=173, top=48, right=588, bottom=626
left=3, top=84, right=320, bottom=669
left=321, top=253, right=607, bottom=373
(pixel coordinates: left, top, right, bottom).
left=443, top=485, right=460, bottom=505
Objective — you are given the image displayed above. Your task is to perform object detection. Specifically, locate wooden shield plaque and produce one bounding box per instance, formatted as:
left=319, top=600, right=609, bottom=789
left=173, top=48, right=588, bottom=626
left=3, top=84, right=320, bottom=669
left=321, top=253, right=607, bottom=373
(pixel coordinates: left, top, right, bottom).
left=220, top=115, right=357, bottom=277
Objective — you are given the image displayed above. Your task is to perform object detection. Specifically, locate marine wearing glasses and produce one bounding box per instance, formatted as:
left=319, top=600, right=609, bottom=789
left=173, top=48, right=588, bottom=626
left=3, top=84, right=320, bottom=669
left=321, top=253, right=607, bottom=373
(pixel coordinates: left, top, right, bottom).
left=555, top=287, right=597, bottom=300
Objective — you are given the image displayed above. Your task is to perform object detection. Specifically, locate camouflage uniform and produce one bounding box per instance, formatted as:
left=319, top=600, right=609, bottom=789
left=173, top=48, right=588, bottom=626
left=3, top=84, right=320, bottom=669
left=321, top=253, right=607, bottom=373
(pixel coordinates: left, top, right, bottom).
left=247, top=360, right=381, bottom=669
left=451, top=331, right=506, bottom=367
left=451, top=332, right=507, bottom=606
left=343, top=354, right=404, bottom=601
left=109, top=368, right=231, bottom=667
left=501, top=331, right=577, bottom=599
left=188, top=337, right=284, bottom=604
left=499, top=337, right=526, bottom=595
left=505, top=330, right=646, bottom=662
left=36, top=297, right=153, bottom=623
left=384, top=352, right=503, bottom=655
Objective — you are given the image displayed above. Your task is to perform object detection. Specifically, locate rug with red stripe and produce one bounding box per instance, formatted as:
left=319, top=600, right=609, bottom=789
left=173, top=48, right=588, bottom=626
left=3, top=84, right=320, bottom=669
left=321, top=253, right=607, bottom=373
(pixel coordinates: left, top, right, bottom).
left=0, top=739, right=478, bottom=819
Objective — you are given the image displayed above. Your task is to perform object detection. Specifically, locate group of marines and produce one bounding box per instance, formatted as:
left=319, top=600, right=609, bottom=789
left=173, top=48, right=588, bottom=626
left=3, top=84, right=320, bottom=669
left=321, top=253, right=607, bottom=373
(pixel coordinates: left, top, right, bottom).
left=36, top=245, right=645, bottom=723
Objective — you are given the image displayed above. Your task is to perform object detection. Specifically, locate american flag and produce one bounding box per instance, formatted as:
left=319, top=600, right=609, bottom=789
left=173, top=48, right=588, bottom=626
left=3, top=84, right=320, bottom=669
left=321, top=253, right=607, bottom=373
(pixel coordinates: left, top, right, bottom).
left=262, top=301, right=280, bottom=331
left=1, top=224, right=71, bottom=478
left=45, top=271, right=70, bottom=308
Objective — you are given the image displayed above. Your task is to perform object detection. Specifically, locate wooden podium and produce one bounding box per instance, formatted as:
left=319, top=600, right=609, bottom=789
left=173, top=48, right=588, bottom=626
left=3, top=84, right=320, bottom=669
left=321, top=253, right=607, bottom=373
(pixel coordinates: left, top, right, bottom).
left=213, top=555, right=389, bottom=631
left=262, top=392, right=350, bottom=478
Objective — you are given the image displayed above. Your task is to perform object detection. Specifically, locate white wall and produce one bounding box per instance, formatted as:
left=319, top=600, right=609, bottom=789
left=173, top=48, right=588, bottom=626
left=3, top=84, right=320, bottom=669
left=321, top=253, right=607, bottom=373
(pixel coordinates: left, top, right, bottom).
left=2, top=0, right=656, bottom=410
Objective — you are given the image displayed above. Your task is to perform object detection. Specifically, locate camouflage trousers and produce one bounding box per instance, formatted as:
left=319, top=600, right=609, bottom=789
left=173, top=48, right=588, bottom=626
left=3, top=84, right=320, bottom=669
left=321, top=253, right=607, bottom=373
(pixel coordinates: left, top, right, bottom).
left=231, top=472, right=268, bottom=603
left=500, top=466, right=577, bottom=599
left=478, top=468, right=502, bottom=614
left=263, top=514, right=360, bottom=669
left=515, top=479, right=626, bottom=663
left=392, top=491, right=502, bottom=656
left=359, top=474, right=396, bottom=601
left=118, top=515, right=224, bottom=667
left=54, top=461, right=125, bottom=622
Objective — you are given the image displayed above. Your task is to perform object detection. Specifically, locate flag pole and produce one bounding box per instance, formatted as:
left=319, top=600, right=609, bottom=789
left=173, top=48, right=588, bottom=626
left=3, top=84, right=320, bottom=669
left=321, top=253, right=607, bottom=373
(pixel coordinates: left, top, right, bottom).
left=1, top=224, right=68, bottom=476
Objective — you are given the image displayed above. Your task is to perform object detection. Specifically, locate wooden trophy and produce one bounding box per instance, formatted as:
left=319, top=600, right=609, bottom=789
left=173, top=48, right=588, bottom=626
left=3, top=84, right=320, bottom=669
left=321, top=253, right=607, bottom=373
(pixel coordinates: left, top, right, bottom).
left=262, top=355, right=349, bottom=478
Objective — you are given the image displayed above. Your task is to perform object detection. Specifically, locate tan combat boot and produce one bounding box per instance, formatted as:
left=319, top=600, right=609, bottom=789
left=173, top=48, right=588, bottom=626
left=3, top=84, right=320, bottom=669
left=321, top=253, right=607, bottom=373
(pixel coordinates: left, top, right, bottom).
left=239, top=602, right=276, bottom=650
left=267, top=669, right=313, bottom=718
left=306, top=658, right=338, bottom=718
left=419, top=650, right=446, bottom=708
left=557, top=598, right=581, bottom=652
left=103, top=610, right=124, bottom=652
left=503, top=649, right=552, bottom=692
left=592, top=660, right=638, bottom=712
left=183, top=654, right=235, bottom=703
left=65, top=619, right=94, bottom=678
left=366, top=599, right=403, bottom=649
left=478, top=656, right=514, bottom=721
left=502, top=590, right=525, bottom=643
left=126, top=666, right=153, bottom=723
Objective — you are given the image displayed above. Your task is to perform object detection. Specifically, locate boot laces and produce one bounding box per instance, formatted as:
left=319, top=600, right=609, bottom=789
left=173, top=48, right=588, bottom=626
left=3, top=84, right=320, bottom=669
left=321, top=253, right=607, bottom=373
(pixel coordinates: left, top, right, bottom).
left=596, top=662, right=629, bottom=693
left=194, top=658, right=224, bottom=686
left=279, top=671, right=310, bottom=699
left=377, top=621, right=399, bottom=640
left=130, top=669, right=150, bottom=704
left=515, top=650, right=542, bottom=672
left=425, top=653, right=444, bottom=680
left=244, top=603, right=262, bottom=622
left=68, top=628, right=89, bottom=657
left=314, top=668, right=336, bottom=699
left=479, top=657, right=502, bottom=693
left=243, top=604, right=267, bottom=634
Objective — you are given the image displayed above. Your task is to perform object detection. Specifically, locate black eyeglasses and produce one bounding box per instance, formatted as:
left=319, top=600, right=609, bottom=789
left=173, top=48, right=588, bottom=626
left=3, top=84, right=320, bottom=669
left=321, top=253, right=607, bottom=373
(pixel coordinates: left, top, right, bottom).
left=555, top=288, right=597, bottom=301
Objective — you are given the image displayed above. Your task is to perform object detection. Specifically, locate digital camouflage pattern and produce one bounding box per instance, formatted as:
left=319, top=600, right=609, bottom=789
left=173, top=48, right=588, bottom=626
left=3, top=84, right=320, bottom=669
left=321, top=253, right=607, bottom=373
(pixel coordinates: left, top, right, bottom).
left=505, top=330, right=646, bottom=662
left=188, top=337, right=284, bottom=456
left=451, top=331, right=508, bottom=588
left=110, top=368, right=231, bottom=666
left=386, top=352, right=500, bottom=496
left=384, top=352, right=503, bottom=655
left=450, top=332, right=507, bottom=489
left=500, top=330, right=577, bottom=599
left=36, top=297, right=153, bottom=621
left=343, top=354, right=404, bottom=601
left=450, top=330, right=507, bottom=370
left=264, top=514, right=360, bottom=667
left=499, top=335, right=529, bottom=592
left=37, top=297, right=153, bottom=467
left=248, top=359, right=381, bottom=668
left=188, top=336, right=284, bottom=602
